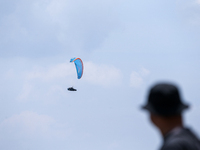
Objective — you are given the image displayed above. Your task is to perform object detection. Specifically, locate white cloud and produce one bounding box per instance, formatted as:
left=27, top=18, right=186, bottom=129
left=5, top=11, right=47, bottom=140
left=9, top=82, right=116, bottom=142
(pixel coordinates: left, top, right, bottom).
left=0, top=0, right=121, bottom=58
left=17, top=61, right=123, bottom=102
left=107, top=141, right=120, bottom=149
left=84, top=62, right=122, bottom=87
left=27, top=63, right=74, bottom=81
left=46, top=0, right=66, bottom=18
left=17, top=62, right=75, bottom=101
left=32, top=0, right=67, bottom=23
left=4, top=69, right=15, bottom=79
left=18, top=82, right=33, bottom=100
left=130, top=71, right=143, bottom=88
left=17, top=60, right=121, bottom=100
left=130, top=68, right=150, bottom=88
left=139, top=67, right=150, bottom=77
left=0, top=111, right=71, bottom=139
left=177, top=0, right=200, bottom=26
left=0, top=111, right=68, bottom=139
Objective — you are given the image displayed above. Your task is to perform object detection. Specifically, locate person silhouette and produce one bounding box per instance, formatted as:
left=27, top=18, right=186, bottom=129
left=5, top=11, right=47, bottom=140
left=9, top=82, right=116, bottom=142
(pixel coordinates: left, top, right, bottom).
left=141, top=82, right=200, bottom=150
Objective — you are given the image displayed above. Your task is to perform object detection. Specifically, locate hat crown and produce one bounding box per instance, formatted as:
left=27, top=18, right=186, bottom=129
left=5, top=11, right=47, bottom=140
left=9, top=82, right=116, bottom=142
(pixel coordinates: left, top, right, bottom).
left=149, top=84, right=180, bottom=110
left=143, top=83, right=189, bottom=116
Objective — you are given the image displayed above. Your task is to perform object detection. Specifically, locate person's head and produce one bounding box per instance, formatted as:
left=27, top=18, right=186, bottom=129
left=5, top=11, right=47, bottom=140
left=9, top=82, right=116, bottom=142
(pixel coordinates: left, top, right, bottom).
left=141, top=82, right=189, bottom=135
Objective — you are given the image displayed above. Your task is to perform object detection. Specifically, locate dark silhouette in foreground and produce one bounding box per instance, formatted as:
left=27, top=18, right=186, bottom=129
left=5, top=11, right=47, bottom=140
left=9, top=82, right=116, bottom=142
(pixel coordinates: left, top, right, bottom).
left=141, top=82, right=200, bottom=150
left=67, top=87, right=77, bottom=91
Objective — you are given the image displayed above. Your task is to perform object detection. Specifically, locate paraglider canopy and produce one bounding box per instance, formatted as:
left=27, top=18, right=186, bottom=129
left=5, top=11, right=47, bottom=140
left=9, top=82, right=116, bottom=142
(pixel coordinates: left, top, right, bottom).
left=70, top=57, right=83, bottom=79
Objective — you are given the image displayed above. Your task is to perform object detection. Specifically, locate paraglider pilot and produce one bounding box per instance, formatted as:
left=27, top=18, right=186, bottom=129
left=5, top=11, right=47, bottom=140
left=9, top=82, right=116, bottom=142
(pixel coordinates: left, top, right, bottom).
left=68, top=87, right=77, bottom=91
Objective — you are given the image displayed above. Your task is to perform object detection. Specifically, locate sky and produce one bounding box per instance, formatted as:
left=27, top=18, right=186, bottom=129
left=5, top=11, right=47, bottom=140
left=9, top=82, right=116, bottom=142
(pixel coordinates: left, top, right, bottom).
left=0, top=0, right=200, bottom=149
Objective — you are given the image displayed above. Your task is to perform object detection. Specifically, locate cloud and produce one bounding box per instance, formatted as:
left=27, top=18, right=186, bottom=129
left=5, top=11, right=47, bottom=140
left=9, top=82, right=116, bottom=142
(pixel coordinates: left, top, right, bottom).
left=139, top=68, right=150, bottom=77
left=17, top=61, right=123, bottom=101
left=130, top=72, right=143, bottom=88
left=0, top=111, right=68, bottom=139
left=26, top=63, right=74, bottom=81
left=33, top=0, right=66, bottom=19
left=107, top=141, right=120, bottom=150
left=17, top=62, right=75, bottom=102
left=177, top=0, right=200, bottom=26
left=84, top=62, right=123, bottom=87
left=18, top=82, right=33, bottom=100
left=130, top=68, right=150, bottom=88
left=0, top=0, right=120, bottom=58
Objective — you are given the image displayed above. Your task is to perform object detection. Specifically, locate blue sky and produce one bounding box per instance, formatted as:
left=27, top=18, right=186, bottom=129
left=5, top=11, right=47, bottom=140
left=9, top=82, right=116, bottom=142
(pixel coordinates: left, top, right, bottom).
left=0, top=0, right=200, bottom=149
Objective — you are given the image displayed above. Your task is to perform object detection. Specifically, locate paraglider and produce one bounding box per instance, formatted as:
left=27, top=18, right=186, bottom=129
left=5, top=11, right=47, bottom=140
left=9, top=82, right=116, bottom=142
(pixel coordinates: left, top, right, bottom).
left=68, top=57, right=83, bottom=91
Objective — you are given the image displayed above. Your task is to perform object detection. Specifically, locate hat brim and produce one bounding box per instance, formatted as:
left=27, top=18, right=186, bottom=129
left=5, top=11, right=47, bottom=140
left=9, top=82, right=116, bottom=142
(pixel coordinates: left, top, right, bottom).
left=141, top=103, right=189, bottom=116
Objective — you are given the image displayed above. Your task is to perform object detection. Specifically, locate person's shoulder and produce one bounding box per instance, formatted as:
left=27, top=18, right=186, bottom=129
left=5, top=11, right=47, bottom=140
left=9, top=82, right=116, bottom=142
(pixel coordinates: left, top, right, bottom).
left=161, top=127, right=200, bottom=150
left=161, top=140, right=183, bottom=150
left=167, top=127, right=199, bottom=142
left=161, top=137, right=189, bottom=150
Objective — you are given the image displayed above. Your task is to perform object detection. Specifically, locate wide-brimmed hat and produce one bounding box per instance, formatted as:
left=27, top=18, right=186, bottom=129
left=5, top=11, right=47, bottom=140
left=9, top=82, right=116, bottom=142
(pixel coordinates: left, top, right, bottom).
left=142, top=83, right=189, bottom=116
